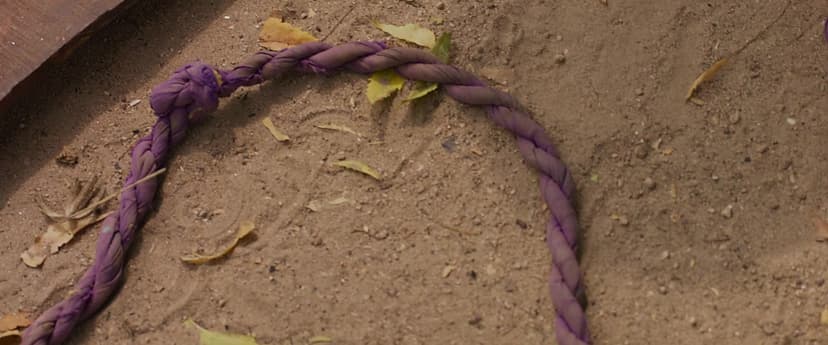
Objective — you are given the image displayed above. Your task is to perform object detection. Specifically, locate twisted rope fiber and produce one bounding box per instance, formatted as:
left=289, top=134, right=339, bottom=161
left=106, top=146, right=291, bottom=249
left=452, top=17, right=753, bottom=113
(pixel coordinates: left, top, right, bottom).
left=22, top=41, right=589, bottom=345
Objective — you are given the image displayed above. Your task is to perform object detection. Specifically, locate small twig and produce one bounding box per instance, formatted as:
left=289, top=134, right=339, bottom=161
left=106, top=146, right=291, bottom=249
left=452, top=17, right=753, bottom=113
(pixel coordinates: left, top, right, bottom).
left=80, top=168, right=168, bottom=213
left=321, top=4, right=355, bottom=42
left=732, top=0, right=792, bottom=56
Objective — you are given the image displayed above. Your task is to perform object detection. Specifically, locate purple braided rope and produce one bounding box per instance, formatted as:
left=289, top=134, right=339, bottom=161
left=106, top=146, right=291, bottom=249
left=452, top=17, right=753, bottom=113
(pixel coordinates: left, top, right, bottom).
left=22, top=41, right=589, bottom=345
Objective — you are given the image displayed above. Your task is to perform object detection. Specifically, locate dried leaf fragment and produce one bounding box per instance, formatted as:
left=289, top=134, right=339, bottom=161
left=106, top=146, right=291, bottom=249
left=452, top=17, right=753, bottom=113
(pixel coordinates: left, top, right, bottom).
left=181, top=221, right=256, bottom=264
left=185, top=319, right=259, bottom=345
left=262, top=117, right=290, bottom=142
left=813, top=216, right=828, bottom=242
left=309, top=335, right=332, bottom=344
left=258, top=17, right=317, bottom=51
left=366, top=69, right=406, bottom=103
left=372, top=22, right=436, bottom=48
left=0, top=313, right=30, bottom=332
left=22, top=178, right=111, bottom=268
left=333, top=160, right=381, bottom=180
left=406, top=33, right=451, bottom=101
left=314, top=123, right=361, bottom=137
left=686, top=58, right=728, bottom=101
left=822, top=307, right=828, bottom=325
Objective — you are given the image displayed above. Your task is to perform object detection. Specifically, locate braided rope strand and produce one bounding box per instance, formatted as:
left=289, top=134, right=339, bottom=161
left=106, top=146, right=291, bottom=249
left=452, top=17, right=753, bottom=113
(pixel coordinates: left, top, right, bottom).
left=22, top=41, right=589, bottom=345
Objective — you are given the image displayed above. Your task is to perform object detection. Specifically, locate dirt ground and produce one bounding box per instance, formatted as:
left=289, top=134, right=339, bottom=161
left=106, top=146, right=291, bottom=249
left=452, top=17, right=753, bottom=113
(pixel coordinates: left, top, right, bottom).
left=1, top=0, right=827, bottom=344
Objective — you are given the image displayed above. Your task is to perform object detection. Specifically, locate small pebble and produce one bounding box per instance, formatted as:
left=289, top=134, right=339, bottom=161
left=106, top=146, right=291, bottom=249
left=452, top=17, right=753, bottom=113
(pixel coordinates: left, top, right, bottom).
left=721, top=205, right=733, bottom=219
left=634, top=88, right=644, bottom=96
left=436, top=2, right=446, bottom=10
left=786, top=117, right=796, bottom=125
left=618, top=216, right=629, bottom=226
left=553, top=54, right=566, bottom=64
left=643, top=177, right=656, bottom=190
left=728, top=112, right=741, bottom=124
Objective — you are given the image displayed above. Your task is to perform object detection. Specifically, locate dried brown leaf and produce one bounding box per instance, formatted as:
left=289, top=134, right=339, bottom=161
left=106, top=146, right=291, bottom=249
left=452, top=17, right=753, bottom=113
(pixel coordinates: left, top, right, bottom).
left=0, top=313, right=30, bottom=332
left=181, top=221, right=256, bottom=264
left=686, top=58, right=728, bottom=101
left=813, top=216, right=828, bottom=242
left=258, top=17, right=317, bottom=51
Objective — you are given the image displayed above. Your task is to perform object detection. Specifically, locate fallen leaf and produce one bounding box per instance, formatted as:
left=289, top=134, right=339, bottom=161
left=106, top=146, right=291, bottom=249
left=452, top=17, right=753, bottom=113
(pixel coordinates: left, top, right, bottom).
left=405, top=83, right=439, bottom=101
left=314, top=123, right=361, bottom=136
left=405, top=33, right=451, bottom=101
left=430, top=32, right=451, bottom=62
left=327, top=197, right=350, bottom=205
left=181, top=221, right=256, bottom=264
left=185, top=319, right=259, bottom=345
left=309, top=335, right=332, bottom=344
left=258, top=17, right=317, bottom=51
left=0, top=330, right=21, bottom=345
left=366, top=69, right=406, bottom=103
left=813, top=216, right=828, bottom=242
left=686, top=58, right=728, bottom=101
left=0, top=313, right=30, bottom=332
left=372, top=22, right=436, bottom=48
left=262, top=117, right=290, bottom=142
left=22, top=178, right=112, bottom=268
left=333, top=160, right=381, bottom=180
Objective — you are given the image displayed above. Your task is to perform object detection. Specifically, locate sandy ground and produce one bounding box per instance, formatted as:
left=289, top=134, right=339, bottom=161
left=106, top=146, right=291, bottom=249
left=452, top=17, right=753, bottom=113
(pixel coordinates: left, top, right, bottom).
left=1, top=0, right=828, bottom=344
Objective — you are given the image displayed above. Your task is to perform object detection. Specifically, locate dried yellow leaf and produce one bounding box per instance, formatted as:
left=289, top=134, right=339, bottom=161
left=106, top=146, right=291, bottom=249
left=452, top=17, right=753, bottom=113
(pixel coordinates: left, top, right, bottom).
left=181, top=221, right=256, bottom=264
left=686, top=58, right=728, bottom=101
left=314, top=123, right=361, bottom=136
left=0, top=313, right=30, bottom=332
left=262, top=117, right=290, bottom=142
left=367, top=69, right=406, bottom=103
left=185, top=319, right=259, bottom=345
left=372, top=22, right=436, bottom=48
left=333, top=160, right=381, bottom=180
left=258, top=17, right=317, bottom=51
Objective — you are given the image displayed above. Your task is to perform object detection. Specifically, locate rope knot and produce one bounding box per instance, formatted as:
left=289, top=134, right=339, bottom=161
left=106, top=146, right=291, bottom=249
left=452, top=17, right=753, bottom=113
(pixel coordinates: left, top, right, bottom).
left=150, top=62, right=221, bottom=123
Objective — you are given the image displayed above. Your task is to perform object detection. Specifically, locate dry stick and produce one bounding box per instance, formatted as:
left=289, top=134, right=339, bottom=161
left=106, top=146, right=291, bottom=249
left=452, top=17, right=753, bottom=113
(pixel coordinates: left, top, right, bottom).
left=320, top=4, right=355, bottom=42
left=76, top=168, right=168, bottom=214
left=732, top=0, right=792, bottom=56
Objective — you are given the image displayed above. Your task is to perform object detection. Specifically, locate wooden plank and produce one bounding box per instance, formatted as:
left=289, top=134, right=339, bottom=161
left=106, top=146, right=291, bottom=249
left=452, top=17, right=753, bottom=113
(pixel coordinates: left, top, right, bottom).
left=0, top=0, right=132, bottom=109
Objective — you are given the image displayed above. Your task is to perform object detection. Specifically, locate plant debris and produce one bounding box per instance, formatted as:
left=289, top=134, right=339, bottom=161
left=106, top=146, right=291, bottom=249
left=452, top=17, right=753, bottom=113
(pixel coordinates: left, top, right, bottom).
left=0, top=312, right=30, bottom=345
left=258, top=16, right=317, bottom=51
left=309, top=335, right=332, bottom=344
left=333, top=160, right=381, bottom=180
left=686, top=58, right=728, bottom=101
left=185, top=319, right=259, bottom=345
left=21, top=177, right=112, bottom=268
left=314, top=123, right=361, bottom=137
left=181, top=221, right=256, bottom=264
left=406, top=33, right=451, bottom=101
left=262, top=117, right=290, bottom=142
left=372, top=22, right=436, bottom=48
left=0, top=313, right=30, bottom=333
left=814, top=216, right=828, bottom=242
left=366, top=69, right=406, bottom=103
